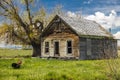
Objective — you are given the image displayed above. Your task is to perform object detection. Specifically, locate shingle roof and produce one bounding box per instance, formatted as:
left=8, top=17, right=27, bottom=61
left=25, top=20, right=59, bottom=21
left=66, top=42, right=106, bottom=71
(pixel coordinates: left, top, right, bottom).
left=58, top=15, right=113, bottom=37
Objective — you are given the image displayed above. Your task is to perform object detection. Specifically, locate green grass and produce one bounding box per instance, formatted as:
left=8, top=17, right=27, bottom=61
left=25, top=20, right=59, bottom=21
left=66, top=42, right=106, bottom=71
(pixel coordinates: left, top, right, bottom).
left=0, top=58, right=110, bottom=80
left=0, top=49, right=120, bottom=80
left=0, top=49, right=32, bottom=58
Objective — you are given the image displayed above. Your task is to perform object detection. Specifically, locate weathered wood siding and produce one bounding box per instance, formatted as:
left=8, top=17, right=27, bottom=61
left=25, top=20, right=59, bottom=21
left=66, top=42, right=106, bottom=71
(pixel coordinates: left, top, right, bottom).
left=79, top=38, right=87, bottom=59
left=41, top=16, right=117, bottom=59
left=41, top=21, right=79, bottom=58
left=79, top=37, right=118, bottom=60
left=103, top=39, right=118, bottom=58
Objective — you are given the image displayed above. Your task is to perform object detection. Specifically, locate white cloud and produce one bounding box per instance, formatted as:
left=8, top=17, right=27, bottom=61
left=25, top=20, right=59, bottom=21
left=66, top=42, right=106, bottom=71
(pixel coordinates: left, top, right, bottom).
left=83, top=0, right=93, bottom=4
left=67, top=11, right=77, bottom=18
left=113, top=31, right=120, bottom=39
left=114, top=17, right=120, bottom=27
left=85, top=10, right=120, bottom=29
left=66, top=10, right=120, bottom=30
left=118, top=40, right=120, bottom=47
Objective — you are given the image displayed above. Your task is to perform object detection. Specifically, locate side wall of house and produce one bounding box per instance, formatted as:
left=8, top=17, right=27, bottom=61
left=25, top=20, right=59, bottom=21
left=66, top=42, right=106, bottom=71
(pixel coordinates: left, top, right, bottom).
left=79, top=37, right=118, bottom=60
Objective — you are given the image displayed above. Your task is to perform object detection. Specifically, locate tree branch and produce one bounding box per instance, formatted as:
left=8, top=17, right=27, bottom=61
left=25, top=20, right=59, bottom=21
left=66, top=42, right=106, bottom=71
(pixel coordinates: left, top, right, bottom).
left=24, top=0, right=32, bottom=25
left=0, top=2, right=12, bottom=15
left=0, top=0, right=32, bottom=44
left=12, top=30, right=30, bottom=45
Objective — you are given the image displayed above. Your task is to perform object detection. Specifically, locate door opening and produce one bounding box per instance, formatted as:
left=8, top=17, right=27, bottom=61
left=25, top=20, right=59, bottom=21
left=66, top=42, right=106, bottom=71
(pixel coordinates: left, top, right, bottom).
left=54, top=41, right=59, bottom=56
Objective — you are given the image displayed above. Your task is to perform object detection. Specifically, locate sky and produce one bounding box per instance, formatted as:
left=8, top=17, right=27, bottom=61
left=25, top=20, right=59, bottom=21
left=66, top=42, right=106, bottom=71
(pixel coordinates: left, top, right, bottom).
left=0, top=0, right=120, bottom=46
left=38, top=0, right=120, bottom=46
left=38, top=0, right=120, bottom=33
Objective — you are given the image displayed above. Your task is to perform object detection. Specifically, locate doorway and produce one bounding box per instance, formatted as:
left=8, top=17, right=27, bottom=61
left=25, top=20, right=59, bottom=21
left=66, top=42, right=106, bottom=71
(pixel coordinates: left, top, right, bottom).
left=54, top=41, right=59, bottom=56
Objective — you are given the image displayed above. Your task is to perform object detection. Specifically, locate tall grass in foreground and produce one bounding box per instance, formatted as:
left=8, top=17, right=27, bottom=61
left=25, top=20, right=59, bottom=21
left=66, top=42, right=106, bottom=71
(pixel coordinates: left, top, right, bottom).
left=0, top=58, right=110, bottom=80
left=0, top=49, right=120, bottom=80
left=1, top=58, right=120, bottom=80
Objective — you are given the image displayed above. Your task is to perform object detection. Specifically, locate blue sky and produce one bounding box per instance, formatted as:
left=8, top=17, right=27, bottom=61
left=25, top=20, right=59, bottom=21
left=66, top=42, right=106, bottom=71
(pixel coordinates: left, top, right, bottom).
left=1, top=0, right=120, bottom=35
left=39, top=0, right=120, bottom=15
left=38, top=0, right=120, bottom=40
left=0, top=0, right=120, bottom=34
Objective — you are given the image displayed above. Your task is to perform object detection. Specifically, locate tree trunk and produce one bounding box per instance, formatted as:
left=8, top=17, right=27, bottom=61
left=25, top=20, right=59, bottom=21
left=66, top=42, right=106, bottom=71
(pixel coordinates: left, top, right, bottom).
left=32, top=44, right=41, bottom=57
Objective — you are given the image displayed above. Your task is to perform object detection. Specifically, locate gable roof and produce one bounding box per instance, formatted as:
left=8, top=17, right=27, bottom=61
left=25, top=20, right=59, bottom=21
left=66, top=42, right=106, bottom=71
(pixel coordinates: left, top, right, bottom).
left=42, top=15, right=113, bottom=38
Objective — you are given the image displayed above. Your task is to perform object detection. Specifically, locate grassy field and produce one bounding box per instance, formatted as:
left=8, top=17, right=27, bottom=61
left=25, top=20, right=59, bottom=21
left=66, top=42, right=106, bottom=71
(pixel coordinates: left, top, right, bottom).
left=0, top=49, right=32, bottom=58
left=0, top=49, right=120, bottom=80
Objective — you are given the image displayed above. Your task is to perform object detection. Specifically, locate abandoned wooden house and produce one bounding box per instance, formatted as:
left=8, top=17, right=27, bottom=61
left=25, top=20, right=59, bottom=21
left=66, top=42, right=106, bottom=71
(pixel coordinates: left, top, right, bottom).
left=41, top=15, right=118, bottom=60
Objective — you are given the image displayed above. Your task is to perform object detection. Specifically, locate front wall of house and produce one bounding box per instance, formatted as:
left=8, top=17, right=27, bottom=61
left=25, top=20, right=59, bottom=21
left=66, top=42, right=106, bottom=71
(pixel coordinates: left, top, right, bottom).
left=41, top=23, right=79, bottom=58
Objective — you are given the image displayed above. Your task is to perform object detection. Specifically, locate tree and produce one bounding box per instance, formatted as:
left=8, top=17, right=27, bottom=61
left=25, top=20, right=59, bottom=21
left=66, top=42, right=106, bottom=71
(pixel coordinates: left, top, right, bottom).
left=0, top=0, right=46, bottom=57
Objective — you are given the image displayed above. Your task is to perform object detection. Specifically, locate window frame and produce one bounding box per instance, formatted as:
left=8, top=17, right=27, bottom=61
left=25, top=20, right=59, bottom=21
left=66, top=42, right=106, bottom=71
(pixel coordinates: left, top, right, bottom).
left=67, top=40, right=72, bottom=54
left=45, top=42, right=49, bottom=54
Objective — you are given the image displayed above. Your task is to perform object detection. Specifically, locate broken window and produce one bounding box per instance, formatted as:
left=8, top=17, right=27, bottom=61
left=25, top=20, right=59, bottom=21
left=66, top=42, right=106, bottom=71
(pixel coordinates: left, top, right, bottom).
left=67, top=40, right=72, bottom=54
left=45, top=42, right=49, bottom=53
